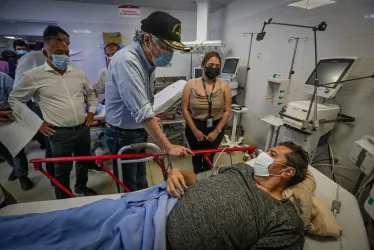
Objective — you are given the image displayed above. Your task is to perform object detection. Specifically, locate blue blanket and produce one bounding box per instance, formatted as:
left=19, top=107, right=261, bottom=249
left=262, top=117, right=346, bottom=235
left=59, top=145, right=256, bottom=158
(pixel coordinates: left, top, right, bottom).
left=0, top=183, right=178, bottom=250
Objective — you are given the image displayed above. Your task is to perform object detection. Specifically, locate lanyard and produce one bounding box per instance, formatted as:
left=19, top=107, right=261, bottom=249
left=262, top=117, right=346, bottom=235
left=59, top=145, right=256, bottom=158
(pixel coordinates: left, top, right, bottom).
left=202, top=77, right=216, bottom=118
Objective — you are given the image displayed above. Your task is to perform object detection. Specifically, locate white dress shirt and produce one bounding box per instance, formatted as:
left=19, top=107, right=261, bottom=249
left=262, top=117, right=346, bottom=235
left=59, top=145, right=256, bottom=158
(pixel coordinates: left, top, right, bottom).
left=9, top=62, right=98, bottom=127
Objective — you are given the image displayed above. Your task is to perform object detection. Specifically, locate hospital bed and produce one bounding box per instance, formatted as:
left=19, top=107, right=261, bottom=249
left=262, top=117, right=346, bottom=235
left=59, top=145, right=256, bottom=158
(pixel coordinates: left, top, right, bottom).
left=0, top=165, right=369, bottom=250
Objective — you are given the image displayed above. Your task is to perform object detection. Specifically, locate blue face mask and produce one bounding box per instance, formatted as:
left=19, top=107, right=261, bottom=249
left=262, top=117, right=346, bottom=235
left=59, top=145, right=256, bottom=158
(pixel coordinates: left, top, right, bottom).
left=17, top=50, right=28, bottom=56
left=50, top=54, right=70, bottom=70
left=147, top=39, right=174, bottom=67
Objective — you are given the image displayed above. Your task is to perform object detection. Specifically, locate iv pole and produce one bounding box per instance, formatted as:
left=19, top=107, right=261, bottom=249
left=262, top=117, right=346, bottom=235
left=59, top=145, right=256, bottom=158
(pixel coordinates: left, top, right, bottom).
left=235, top=32, right=258, bottom=140
left=241, top=32, right=258, bottom=105
left=288, top=37, right=308, bottom=80
left=257, top=18, right=327, bottom=130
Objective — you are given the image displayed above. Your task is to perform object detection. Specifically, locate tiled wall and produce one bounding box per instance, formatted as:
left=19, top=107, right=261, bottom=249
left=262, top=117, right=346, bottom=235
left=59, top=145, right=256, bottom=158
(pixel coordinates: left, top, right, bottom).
left=217, top=0, right=374, bottom=191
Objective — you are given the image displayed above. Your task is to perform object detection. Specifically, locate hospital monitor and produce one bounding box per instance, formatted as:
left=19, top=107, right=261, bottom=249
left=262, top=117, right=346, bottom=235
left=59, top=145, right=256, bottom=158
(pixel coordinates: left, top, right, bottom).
left=222, top=57, right=240, bottom=78
left=194, top=67, right=203, bottom=78
left=304, top=57, right=359, bottom=99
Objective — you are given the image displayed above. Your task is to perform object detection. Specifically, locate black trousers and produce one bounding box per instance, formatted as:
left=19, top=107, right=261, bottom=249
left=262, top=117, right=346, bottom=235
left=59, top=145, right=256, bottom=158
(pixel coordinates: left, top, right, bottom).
left=48, top=125, right=91, bottom=199
left=185, top=119, right=225, bottom=174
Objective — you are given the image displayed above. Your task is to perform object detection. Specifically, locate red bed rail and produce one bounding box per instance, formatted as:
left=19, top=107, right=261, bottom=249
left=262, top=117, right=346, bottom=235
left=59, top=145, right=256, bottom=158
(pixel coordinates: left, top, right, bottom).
left=30, top=146, right=256, bottom=198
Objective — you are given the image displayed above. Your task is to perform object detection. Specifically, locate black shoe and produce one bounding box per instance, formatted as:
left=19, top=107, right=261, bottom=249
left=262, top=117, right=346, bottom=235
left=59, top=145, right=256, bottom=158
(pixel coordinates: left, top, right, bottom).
left=88, top=164, right=105, bottom=173
left=75, top=187, right=97, bottom=196
left=8, top=170, right=17, bottom=181
left=19, top=176, right=33, bottom=191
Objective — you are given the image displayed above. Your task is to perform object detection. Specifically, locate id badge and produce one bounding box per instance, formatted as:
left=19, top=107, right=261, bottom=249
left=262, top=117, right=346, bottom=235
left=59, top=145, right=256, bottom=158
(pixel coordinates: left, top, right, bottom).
left=207, top=118, right=213, bottom=128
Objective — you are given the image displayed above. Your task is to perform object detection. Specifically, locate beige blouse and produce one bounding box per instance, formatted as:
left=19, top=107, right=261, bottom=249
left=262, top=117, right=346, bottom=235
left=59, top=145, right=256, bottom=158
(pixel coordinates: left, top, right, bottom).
left=189, top=78, right=225, bottom=120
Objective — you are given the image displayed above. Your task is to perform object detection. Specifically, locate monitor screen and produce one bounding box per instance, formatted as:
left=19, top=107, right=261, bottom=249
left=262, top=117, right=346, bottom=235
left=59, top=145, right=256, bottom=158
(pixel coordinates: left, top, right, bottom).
left=222, top=58, right=239, bottom=74
left=194, top=68, right=203, bottom=78
left=305, top=59, right=356, bottom=88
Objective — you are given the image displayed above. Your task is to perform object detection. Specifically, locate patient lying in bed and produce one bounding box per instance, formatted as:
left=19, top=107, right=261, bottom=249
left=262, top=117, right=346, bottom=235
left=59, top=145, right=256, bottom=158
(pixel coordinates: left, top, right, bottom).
left=166, top=141, right=309, bottom=250
left=0, top=142, right=309, bottom=250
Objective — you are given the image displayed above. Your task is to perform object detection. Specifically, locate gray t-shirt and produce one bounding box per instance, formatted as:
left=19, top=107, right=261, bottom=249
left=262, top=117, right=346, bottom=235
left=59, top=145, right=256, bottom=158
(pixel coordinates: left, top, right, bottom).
left=166, top=164, right=305, bottom=250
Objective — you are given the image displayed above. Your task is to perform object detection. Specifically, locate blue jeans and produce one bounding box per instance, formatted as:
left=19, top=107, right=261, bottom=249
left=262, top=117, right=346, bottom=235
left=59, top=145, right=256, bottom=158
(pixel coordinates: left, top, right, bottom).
left=104, top=127, right=148, bottom=192
left=0, top=142, right=28, bottom=177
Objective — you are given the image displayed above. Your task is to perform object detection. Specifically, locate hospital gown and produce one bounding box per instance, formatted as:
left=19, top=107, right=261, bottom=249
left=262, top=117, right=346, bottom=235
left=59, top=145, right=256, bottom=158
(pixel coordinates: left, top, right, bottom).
left=166, top=164, right=305, bottom=250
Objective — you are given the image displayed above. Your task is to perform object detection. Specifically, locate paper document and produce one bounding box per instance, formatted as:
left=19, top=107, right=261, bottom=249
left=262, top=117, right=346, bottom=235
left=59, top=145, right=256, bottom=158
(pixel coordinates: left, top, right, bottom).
left=0, top=101, right=43, bottom=157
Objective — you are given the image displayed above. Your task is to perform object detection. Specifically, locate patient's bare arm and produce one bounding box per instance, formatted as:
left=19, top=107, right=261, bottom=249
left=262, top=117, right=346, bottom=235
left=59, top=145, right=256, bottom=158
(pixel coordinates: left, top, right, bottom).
left=166, top=169, right=196, bottom=198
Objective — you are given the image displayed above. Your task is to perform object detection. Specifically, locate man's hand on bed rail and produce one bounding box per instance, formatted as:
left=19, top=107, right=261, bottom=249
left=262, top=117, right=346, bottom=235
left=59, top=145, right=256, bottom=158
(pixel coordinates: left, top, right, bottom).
left=166, top=145, right=193, bottom=158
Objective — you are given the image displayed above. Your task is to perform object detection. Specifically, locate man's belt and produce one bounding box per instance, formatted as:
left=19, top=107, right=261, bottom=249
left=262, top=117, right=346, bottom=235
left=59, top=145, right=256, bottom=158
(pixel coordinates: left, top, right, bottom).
left=53, top=122, right=86, bottom=131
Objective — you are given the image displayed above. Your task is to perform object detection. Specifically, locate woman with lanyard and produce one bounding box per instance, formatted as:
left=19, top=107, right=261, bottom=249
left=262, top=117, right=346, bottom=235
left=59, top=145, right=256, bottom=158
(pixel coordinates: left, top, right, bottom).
left=182, top=51, right=232, bottom=174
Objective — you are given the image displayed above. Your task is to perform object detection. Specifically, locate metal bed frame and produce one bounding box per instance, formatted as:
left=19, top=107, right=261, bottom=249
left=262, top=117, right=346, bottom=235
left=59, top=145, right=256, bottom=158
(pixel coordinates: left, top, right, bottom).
left=29, top=145, right=256, bottom=198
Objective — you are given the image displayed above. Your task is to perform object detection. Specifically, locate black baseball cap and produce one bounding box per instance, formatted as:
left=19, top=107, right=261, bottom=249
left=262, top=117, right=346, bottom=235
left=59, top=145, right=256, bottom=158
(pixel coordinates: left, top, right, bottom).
left=141, top=11, right=190, bottom=52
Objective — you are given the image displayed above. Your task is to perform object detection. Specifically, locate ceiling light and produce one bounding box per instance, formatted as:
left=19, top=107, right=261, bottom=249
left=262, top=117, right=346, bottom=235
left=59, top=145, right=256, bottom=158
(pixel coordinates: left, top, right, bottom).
left=73, top=30, right=91, bottom=34
left=4, top=36, right=15, bottom=39
left=289, top=0, right=336, bottom=10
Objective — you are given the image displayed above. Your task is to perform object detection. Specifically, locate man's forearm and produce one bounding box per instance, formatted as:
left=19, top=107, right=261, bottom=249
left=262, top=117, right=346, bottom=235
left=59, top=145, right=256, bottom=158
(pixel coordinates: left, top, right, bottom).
left=142, top=116, right=172, bottom=151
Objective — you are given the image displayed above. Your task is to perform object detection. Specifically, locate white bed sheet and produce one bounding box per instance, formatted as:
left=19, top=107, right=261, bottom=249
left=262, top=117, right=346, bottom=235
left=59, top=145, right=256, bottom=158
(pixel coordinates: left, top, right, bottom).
left=0, top=167, right=369, bottom=250
left=153, top=80, right=187, bottom=114
left=306, top=167, right=369, bottom=250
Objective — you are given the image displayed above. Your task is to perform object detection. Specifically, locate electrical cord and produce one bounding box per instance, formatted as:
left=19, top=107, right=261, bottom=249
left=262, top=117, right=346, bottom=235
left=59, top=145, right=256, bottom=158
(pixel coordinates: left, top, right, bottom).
left=214, top=147, right=229, bottom=167
left=355, top=175, right=374, bottom=202
left=331, top=184, right=341, bottom=217
left=328, top=143, right=336, bottom=179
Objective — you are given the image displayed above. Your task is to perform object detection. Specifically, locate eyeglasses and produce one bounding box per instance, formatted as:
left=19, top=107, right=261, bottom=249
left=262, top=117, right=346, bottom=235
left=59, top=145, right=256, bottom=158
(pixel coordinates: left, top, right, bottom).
left=151, top=35, right=174, bottom=53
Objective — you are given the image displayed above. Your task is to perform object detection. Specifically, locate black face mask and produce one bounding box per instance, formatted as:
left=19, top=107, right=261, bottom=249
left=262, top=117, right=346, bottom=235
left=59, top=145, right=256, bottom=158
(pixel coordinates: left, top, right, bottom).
left=204, top=67, right=220, bottom=80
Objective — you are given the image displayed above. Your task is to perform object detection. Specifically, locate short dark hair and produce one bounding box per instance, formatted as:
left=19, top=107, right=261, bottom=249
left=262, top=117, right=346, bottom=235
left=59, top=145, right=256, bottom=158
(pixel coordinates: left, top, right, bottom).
left=43, top=25, right=70, bottom=41
left=105, top=43, right=121, bottom=51
left=13, top=40, right=28, bottom=50
left=201, top=51, right=221, bottom=68
left=279, top=141, right=309, bottom=187
left=1, top=50, right=17, bottom=61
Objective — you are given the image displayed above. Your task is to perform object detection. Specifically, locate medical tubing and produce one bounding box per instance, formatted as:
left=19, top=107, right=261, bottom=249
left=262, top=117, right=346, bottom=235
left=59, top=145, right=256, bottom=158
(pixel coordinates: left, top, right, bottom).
left=213, top=147, right=229, bottom=167
left=188, top=40, right=207, bottom=53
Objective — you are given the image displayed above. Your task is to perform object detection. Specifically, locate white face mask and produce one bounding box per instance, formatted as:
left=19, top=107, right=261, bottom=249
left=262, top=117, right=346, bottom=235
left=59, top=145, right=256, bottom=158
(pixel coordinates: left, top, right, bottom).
left=252, top=152, right=294, bottom=177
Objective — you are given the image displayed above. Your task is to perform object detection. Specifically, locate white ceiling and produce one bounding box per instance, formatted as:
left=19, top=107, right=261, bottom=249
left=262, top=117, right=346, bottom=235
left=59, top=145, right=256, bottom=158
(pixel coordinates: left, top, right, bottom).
left=52, top=0, right=236, bottom=12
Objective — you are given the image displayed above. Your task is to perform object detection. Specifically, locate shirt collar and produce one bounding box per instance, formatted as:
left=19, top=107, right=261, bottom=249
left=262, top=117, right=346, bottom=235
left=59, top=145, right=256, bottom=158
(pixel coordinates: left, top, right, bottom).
left=132, top=41, right=155, bottom=74
left=44, top=62, right=73, bottom=74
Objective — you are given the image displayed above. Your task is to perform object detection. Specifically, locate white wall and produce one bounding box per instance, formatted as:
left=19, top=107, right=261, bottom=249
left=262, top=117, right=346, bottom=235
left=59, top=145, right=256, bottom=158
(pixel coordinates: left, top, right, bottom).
left=0, top=0, right=198, bottom=83
left=217, top=0, right=374, bottom=191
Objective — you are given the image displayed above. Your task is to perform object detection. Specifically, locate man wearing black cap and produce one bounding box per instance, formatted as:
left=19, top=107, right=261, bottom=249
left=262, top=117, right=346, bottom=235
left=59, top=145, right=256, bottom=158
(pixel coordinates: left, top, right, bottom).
left=105, top=11, right=192, bottom=192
